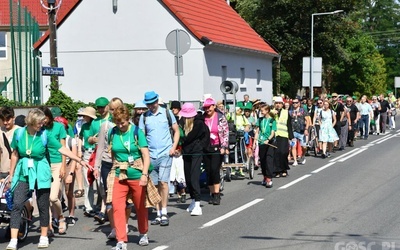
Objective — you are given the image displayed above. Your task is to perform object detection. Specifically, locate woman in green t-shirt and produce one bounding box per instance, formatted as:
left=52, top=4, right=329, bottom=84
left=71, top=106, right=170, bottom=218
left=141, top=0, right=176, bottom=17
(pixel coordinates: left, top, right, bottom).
left=39, top=106, right=68, bottom=235
left=109, top=105, right=151, bottom=248
left=6, top=108, right=91, bottom=250
left=254, top=104, right=277, bottom=188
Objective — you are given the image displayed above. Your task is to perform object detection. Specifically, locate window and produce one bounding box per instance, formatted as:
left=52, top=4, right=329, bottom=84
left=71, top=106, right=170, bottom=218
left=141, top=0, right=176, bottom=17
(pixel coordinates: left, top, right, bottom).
left=221, top=66, right=227, bottom=81
left=0, top=32, right=6, bottom=59
left=256, top=69, right=261, bottom=85
left=240, top=67, right=245, bottom=85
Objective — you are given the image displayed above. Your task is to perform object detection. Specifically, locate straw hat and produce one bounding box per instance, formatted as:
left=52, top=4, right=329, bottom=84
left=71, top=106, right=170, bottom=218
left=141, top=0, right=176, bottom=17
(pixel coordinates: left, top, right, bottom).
left=77, top=107, right=97, bottom=119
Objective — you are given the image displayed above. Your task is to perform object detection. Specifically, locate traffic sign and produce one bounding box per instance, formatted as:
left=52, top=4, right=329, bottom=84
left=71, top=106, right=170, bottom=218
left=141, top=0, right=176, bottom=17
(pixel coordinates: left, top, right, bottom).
left=42, top=67, right=64, bottom=76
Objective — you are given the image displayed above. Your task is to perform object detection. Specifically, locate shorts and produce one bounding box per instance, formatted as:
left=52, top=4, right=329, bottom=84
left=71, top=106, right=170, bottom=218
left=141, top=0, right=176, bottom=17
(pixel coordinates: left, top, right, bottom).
left=150, top=155, right=173, bottom=185
left=293, top=131, right=307, bottom=147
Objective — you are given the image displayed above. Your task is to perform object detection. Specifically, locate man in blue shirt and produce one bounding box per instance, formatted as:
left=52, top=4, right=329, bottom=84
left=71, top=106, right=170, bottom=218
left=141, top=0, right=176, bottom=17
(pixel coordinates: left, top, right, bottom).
left=139, top=91, right=180, bottom=227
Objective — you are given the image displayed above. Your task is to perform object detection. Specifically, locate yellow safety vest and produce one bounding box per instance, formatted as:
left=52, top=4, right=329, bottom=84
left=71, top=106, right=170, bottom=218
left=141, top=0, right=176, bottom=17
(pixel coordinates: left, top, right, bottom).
left=275, top=109, right=289, bottom=138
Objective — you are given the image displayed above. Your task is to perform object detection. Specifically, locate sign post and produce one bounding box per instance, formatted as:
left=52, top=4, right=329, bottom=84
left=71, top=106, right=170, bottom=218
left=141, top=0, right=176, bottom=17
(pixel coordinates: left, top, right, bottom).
left=166, top=29, right=191, bottom=102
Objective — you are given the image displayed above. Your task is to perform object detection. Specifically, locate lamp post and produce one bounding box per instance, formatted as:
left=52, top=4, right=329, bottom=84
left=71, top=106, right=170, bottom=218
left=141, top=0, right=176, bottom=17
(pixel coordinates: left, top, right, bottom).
left=310, top=10, right=343, bottom=99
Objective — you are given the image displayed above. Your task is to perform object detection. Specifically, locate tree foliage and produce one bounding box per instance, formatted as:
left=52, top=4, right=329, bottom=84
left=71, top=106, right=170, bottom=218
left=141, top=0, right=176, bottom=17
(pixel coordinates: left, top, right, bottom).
left=233, top=0, right=392, bottom=97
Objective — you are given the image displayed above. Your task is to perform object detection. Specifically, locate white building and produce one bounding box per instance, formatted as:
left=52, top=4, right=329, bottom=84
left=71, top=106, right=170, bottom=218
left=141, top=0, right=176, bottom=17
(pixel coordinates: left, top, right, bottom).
left=35, top=0, right=278, bottom=104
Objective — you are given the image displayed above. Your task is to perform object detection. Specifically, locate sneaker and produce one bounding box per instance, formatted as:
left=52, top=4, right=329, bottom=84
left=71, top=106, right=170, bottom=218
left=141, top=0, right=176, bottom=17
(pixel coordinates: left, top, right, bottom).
left=150, top=216, right=161, bottom=225
left=261, top=178, right=266, bottom=186
left=190, top=206, right=202, bottom=216
left=111, top=241, right=127, bottom=250
left=66, top=216, right=76, bottom=226
left=299, top=158, right=306, bottom=165
left=160, top=214, right=169, bottom=226
left=94, top=212, right=106, bottom=224
left=108, top=228, right=116, bottom=239
left=138, top=234, right=149, bottom=246
left=208, top=194, right=214, bottom=204
left=51, top=218, right=59, bottom=229
left=292, top=161, right=298, bottom=166
left=186, top=200, right=195, bottom=212
left=213, top=193, right=221, bottom=205
left=38, top=236, right=49, bottom=249
left=6, top=239, right=17, bottom=250
left=266, top=181, right=273, bottom=188
left=180, top=194, right=186, bottom=203
left=236, top=171, right=245, bottom=177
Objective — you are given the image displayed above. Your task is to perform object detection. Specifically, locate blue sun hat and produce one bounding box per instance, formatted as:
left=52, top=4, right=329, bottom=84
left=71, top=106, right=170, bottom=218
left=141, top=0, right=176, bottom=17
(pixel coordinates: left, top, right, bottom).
left=134, top=100, right=147, bottom=109
left=143, top=91, right=159, bottom=104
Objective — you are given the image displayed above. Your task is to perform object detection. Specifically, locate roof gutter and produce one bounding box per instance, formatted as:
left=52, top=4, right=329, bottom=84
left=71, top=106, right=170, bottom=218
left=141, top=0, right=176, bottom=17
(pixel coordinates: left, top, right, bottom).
left=203, top=40, right=279, bottom=58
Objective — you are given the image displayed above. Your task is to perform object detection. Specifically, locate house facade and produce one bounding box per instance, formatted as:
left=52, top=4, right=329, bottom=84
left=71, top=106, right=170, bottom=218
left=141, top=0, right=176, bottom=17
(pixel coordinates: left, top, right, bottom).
left=35, top=0, right=278, bottom=105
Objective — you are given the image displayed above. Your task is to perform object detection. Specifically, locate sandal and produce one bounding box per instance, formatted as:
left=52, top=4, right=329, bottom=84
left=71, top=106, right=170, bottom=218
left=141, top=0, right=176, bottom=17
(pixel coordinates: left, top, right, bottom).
left=58, top=217, right=67, bottom=235
left=73, top=189, right=84, bottom=198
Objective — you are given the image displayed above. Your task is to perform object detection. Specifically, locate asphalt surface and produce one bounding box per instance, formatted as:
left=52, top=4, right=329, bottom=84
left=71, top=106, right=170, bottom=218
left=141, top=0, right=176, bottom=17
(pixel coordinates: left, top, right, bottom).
left=1, top=129, right=400, bottom=250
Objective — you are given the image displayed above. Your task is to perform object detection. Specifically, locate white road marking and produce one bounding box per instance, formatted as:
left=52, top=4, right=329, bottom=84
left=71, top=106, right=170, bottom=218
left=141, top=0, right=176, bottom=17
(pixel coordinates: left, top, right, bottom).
left=376, top=134, right=396, bottom=144
left=337, top=148, right=367, bottom=162
left=371, top=134, right=393, bottom=144
left=152, top=246, right=169, bottom=250
left=199, top=198, right=264, bottom=229
left=278, top=174, right=312, bottom=190
left=311, top=162, right=336, bottom=174
left=329, top=148, right=360, bottom=162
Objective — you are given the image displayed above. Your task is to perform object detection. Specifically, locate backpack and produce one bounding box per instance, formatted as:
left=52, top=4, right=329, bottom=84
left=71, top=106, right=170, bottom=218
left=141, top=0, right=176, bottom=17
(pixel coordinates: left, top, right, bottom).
left=15, top=127, right=50, bottom=164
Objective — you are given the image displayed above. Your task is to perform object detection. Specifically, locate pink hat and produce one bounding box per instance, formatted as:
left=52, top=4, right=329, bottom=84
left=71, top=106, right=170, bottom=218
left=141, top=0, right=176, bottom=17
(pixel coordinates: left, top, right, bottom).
left=202, top=97, right=216, bottom=108
left=179, top=103, right=198, bottom=118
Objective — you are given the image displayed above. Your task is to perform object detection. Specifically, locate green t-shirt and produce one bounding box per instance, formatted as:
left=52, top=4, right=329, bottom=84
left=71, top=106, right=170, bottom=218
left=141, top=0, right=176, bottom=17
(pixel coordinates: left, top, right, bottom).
left=256, top=117, right=277, bottom=143
left=79, top=123, right=94, bottom=150
left=11, top=128, right=62, bottom=161
left=109, top=125, right=152, bottom=180
left=45, top=122, right=67, bottom=163
left=67, top=124, right=75, bottom=137
left=89, top=114, right=111, bottom=138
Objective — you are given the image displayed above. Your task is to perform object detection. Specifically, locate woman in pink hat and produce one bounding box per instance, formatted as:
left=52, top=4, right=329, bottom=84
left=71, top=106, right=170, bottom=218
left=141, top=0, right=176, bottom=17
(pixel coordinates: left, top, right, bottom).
left=202, top=98, right=229, bottom=205
left=180, top=103, right=206, bottom=216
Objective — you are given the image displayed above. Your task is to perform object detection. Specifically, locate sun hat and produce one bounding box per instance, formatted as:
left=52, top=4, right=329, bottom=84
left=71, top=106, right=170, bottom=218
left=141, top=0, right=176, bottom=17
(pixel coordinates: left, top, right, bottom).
left=134, top=100, right=147, bottom=109
left=274, top=96, right=284, bottom=103
left=51, top=107, right=62, bottom=117
left=179, top=103, right=197, bottom=118
left=202, top=97, right=216, bottom=108
left=170, top=100, right=181, bottom=110
left=77, top=107, right=97, bottom=119
left=143, top=91, right=159, bottom=104
left=95, top=97, right=109, bottom=107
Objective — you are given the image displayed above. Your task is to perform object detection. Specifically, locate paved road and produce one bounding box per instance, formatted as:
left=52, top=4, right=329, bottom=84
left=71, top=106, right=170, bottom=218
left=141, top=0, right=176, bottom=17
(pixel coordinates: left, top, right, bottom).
left=1, top=129, right=400, bottom=250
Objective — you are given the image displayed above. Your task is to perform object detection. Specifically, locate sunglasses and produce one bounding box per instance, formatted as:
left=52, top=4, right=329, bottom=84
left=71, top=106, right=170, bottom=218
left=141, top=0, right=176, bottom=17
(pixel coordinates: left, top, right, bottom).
left=292, top=102, right=299, bottom=104
left=346, top=100, right=352, bottom=102
left=318, top=102, right=323, bottom=104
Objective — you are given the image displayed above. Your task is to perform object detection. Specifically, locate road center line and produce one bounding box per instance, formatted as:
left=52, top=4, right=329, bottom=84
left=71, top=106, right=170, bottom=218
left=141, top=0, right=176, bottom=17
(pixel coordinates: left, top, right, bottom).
left=337, top=148, right=367, bottom=162
left=371, top=134, right=393, bottom=144
left=278, top=174, right=312, bottom=190
left=376, top=134, right=396, bottom=144
left=199, top=198, right=264, bottom=229
left=329, top=148, right=360, bottom=162
left=311, top=162, right=336, bottom=174
left=152, top=246, right=169, bottom=250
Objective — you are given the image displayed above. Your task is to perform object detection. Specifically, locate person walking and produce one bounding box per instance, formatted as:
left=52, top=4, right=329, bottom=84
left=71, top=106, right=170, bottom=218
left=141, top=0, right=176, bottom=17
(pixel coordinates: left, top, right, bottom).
left=6, top=108, right=91, bottom=250
left=358, top=96, right=373, bottom=139
left=109, top=105, right=151, bottom=249
left=272, top=97, right=294, bottom=177
left=179, top=103, right=205, bottom=216
left=379, top=94, right=390, bottom=134
left=202, top=97, right=229, bottom=205
left=254, top=104, right=276, bottom=188
left=319, top=100, right=339, bottom=158
left=139, top=91, right=180, bottom=226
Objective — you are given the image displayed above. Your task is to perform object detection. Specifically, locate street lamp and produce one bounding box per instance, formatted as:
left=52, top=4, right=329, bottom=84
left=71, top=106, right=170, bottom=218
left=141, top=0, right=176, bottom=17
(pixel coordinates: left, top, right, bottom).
left=310, top=10, right=343, bottom=99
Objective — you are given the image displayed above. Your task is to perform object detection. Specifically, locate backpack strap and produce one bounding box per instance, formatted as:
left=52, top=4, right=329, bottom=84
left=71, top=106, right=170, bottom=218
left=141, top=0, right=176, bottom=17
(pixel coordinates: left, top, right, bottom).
left=2, top=132, right=11, bottom=159
left=16, top=127, right=25, bottom=142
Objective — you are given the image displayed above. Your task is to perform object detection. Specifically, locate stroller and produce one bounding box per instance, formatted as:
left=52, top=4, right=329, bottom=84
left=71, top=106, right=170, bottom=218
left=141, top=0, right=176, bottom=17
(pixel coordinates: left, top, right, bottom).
left=0, top=175, right=31, bottom=241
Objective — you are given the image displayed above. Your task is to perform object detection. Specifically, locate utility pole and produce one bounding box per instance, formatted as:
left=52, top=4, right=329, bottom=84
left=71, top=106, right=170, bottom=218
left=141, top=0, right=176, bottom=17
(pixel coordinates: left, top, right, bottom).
left=48, top=0, right=59, bottom=91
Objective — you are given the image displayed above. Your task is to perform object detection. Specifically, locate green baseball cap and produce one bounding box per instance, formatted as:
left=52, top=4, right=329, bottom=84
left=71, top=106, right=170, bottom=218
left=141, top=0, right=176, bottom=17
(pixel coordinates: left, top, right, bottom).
left=51, top=107, right=62, bottom=117
left=95, top=97, right=109, bottom=107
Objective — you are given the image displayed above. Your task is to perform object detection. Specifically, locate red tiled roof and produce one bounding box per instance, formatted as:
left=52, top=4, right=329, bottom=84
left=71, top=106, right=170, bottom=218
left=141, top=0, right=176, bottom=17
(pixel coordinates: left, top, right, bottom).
left=161, top=0, right=278, bottom=56
left=0, top=0, right=80, bottom=49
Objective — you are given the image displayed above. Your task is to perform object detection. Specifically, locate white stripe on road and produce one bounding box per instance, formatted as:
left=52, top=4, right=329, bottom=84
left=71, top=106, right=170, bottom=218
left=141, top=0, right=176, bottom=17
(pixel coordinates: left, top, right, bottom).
left=329, top=148, right=360, bottom=162
left=370, top=134, right=393, bottom=144
left=152, top=246, right=169, bottom=250
left=337, top=148, right=367, bottom=162
left=311, top=162, right=336, bottom=174
left=376, top=134, right=396, bottom=144
left=199, top=199, right=264, bottom=229
left=278, top=174, right=312, bottom=190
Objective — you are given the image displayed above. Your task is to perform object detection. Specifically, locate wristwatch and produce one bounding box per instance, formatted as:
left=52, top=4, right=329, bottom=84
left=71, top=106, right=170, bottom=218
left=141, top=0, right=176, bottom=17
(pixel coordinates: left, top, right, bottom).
left=69, top=172, right=74, bottom=176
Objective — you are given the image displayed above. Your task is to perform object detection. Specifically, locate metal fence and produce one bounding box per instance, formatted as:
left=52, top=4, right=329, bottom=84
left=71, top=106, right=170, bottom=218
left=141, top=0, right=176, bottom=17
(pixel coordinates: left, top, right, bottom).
left=5, top=0, right=42, bottom=105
